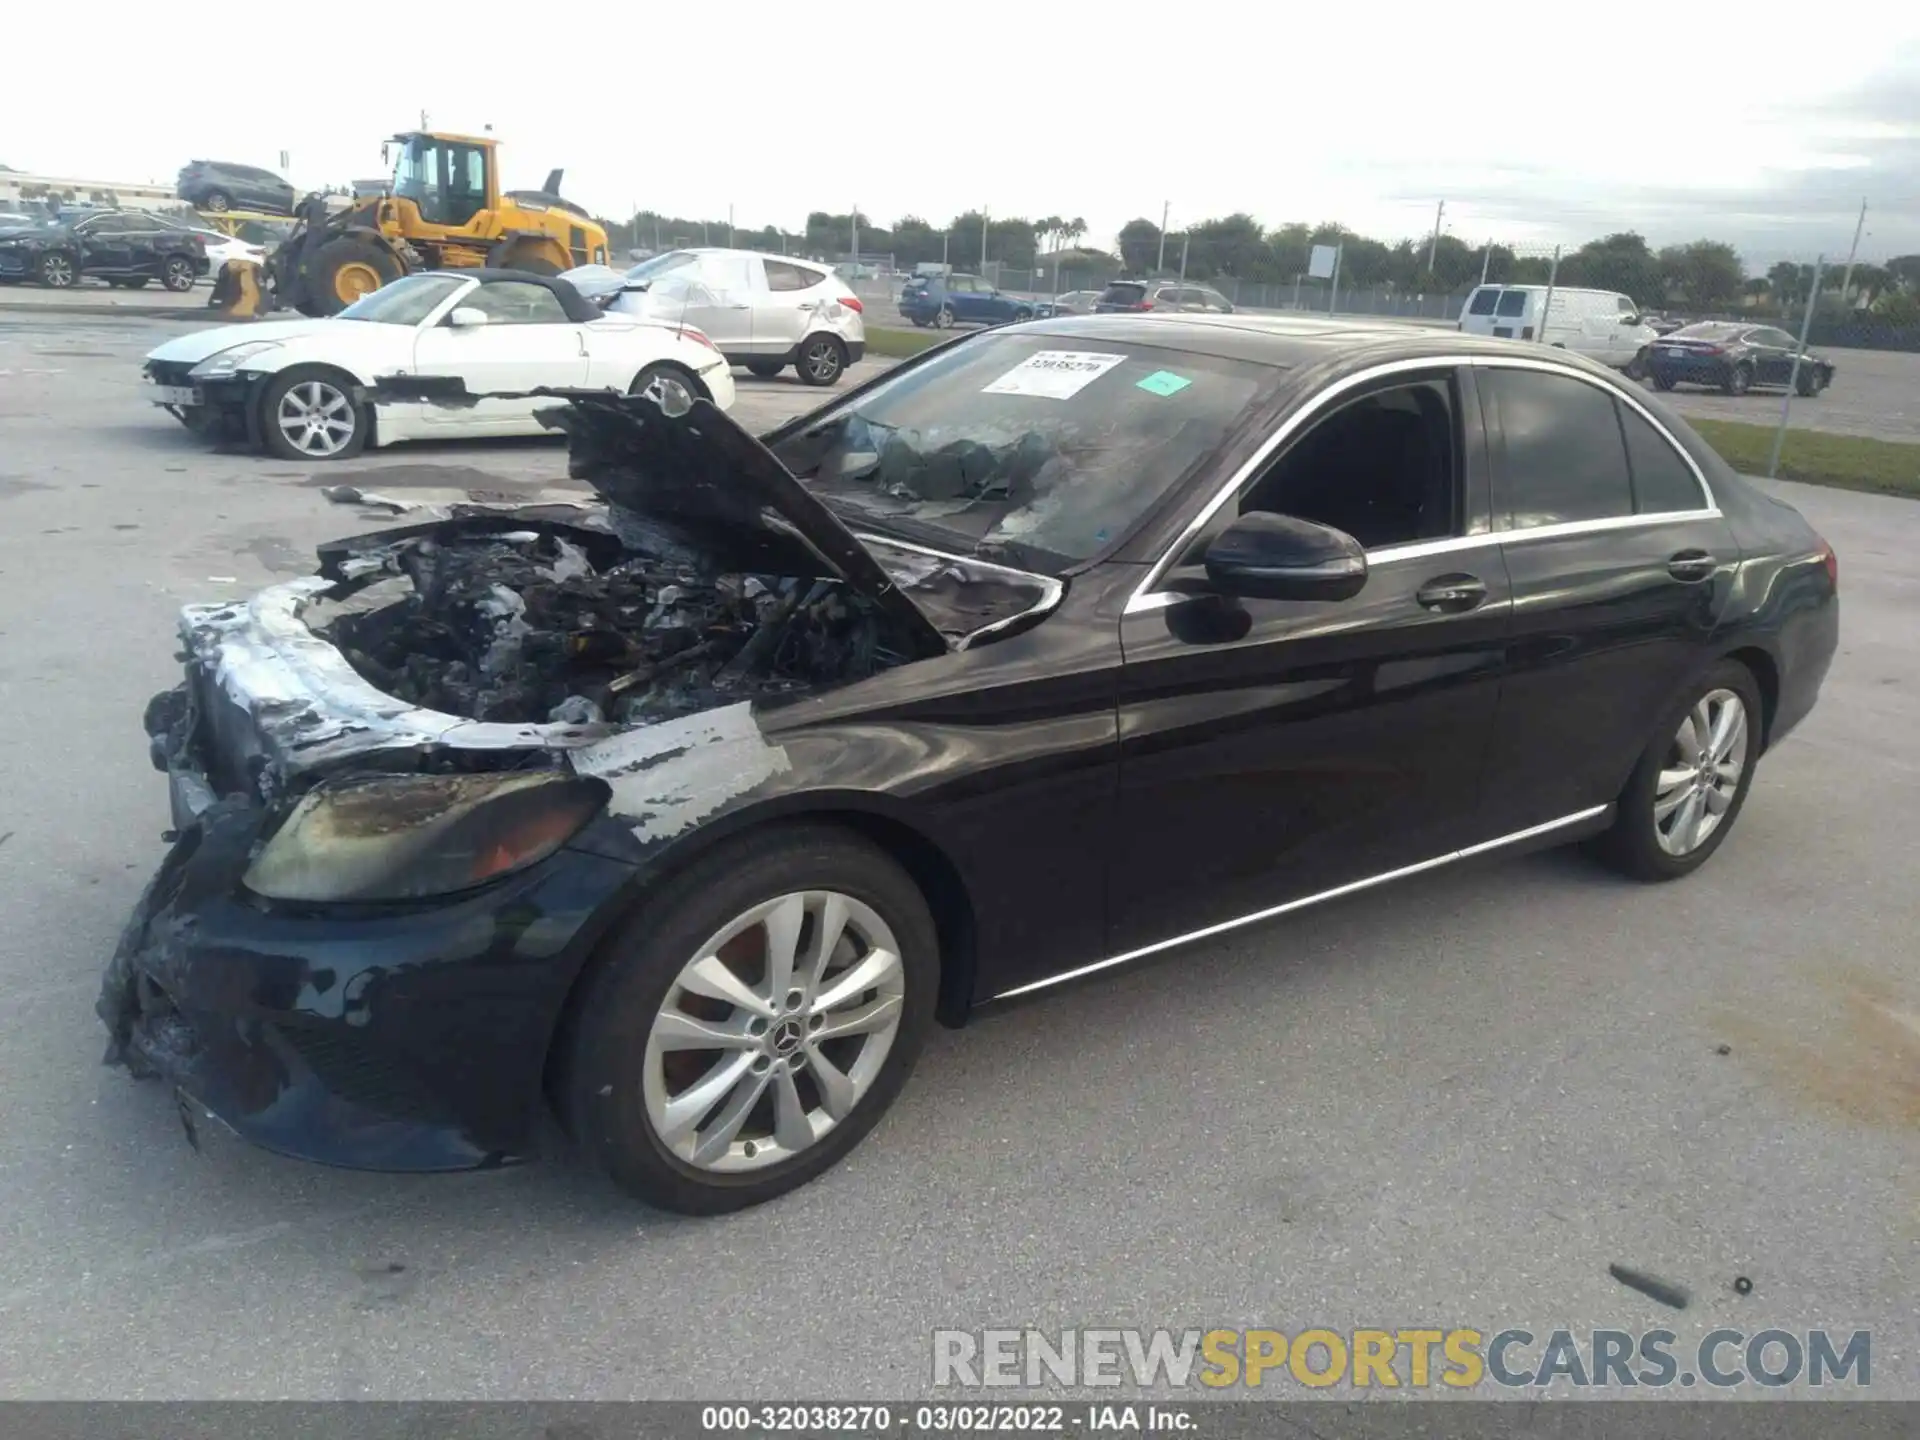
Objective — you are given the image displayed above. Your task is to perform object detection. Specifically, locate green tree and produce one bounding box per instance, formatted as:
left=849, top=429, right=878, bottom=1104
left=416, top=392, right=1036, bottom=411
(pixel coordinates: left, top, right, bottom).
left=1562, top=232, right=1664, bottom=306
left=1658, top=241, right=1744, bottom=311
left=1117, top=218, right=1163, bottom=274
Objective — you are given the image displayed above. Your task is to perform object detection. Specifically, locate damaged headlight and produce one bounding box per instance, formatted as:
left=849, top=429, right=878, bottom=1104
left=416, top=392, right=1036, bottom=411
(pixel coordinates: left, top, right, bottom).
left=190, top=341, right=283, bottom=378
left=242, top=770, right=611, bottom=904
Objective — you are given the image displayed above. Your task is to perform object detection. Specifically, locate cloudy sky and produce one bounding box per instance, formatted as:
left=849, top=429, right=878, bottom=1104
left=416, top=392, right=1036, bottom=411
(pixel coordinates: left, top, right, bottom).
left=4, top=6, right=1916, bottom=268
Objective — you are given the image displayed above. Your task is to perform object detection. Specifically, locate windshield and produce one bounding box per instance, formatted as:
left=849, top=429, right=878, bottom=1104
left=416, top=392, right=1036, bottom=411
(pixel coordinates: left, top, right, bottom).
left=771, top=331, right=1283, bottom=569
left=624, top=251, right=699, bottom=283
left=336, top=274, right=467, bottom=325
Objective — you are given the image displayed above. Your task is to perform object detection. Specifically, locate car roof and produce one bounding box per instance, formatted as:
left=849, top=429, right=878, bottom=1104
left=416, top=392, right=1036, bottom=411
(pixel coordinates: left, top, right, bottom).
left=673, top=246, right=830, bottom=268
left=1010, top=311, right=1635, bottom=373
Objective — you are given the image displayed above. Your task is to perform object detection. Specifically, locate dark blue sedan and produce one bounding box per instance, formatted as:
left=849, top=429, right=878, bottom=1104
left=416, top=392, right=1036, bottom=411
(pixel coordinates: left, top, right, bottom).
left=899, top=273, right=1042, bottom=328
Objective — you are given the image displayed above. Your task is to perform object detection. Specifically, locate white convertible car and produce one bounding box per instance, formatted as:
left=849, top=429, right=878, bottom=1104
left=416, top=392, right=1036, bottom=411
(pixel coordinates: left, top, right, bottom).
left=142, top=269, right=738, bottom=462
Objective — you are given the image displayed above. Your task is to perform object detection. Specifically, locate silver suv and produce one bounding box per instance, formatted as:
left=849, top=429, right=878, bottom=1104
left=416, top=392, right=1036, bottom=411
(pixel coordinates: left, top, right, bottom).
left=599, top=248, right=868, bottom=385
left=1095, top=280, right=1235, bottom=314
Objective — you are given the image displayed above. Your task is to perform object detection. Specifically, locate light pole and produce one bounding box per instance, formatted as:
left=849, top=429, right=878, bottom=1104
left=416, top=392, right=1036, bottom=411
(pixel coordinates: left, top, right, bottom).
left=1156, top=200, right=1169, bottom=272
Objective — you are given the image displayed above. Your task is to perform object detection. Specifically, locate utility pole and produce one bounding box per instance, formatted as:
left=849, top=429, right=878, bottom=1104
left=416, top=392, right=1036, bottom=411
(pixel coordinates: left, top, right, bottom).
left=980, top=207, right=988, bottom=272
left=1770, top=255, right=1826, bottom=479
left=419, top=109, right=428, bottom=130
left=1157, top=201, right=1169, bottom=272
left=728, top=204, right=735, bottom=248
left=851, top=206, right=859, bottom=264
left=1426, top=200, right=1445, bottom=277
left=1178, top=232, right=1190, bottom=282
left=1837, top=198, right=1867, bottom=307
left=1479, top=242, right=1492, bottom=285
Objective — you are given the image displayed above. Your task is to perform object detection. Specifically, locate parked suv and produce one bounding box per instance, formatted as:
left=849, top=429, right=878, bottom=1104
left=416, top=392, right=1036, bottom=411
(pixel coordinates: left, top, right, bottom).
left=567, top=248, right=867, bottom=386
left=1095, top=280, right=1234, bottom=314
left=899, top=273, right=1040, bottom=328
left=175, top=160, right=297, bottom=216
left=0, top=210, right=208, bottom=290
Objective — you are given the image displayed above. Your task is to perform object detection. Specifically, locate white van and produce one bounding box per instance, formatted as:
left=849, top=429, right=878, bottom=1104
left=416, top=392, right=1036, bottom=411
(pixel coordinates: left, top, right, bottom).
left=1457, top=284, right=1657, bottom=371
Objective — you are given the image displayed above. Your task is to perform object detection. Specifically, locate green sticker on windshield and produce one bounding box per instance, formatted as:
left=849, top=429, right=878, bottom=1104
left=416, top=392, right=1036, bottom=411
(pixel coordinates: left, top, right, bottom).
left=1136, top=370, right=1192, bottom=396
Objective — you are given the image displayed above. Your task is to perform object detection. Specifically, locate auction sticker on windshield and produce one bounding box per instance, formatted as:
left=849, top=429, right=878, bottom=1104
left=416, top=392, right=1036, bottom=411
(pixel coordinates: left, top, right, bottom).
left=982, top=351, right=1127, bottom=400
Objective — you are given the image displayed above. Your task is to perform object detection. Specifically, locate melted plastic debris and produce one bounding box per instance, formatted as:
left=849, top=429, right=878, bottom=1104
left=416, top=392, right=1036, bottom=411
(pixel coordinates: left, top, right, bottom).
left=314, top=530, right=918, bottom=726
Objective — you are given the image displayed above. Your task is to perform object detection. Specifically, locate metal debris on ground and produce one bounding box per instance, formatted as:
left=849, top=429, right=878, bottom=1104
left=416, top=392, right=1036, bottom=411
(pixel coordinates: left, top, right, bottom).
left=321, top=485, right=418, bottom=514
left=1608, top=1263, right=1690, bottom=1310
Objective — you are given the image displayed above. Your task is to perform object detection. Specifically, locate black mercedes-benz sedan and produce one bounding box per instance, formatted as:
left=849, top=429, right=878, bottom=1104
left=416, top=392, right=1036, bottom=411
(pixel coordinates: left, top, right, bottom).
left=99, top=314, right=1839, bottom=1214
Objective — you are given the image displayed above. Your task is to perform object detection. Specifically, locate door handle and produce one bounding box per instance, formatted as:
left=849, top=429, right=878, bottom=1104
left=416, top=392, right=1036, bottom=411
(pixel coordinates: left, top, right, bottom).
left=1415, top=574, right=1487, bottom=613
left=1667, top=549, right=1716, bottom=583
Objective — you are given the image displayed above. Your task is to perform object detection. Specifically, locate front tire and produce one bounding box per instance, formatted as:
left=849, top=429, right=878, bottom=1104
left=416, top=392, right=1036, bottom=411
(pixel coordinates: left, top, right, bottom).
left=1591, top=659, right=1764, bottom=882
left=258, top=367, right=368, bottom=462
left=38, top=250, right=78, bottom=289
left=560, top=824, right=939, bottom=1215
left=796, top=333, right=847, bottom=386
left=308, top=236, right=403, bottom=315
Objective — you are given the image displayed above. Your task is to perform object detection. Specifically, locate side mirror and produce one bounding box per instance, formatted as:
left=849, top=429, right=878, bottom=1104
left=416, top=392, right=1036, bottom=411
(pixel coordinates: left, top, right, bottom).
left=1622, top=314, right=1641, bottom=325
left=1198, top=512, right=1368, bottom=602
left=447, top=306, right=489, bottom=328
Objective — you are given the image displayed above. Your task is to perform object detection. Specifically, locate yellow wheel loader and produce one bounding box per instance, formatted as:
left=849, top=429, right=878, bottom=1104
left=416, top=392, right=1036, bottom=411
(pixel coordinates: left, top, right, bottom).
left=261, top=131, right=610, bottom=317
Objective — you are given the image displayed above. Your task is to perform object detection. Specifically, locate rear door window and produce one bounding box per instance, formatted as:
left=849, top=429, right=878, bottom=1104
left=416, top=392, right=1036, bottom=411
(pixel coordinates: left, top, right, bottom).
left=764, top=260, right=820, bottom=292
left=1618, top=404, right=1706, bottom=514
left=1466, top=288, right=1500, bottom=316
left=1494, top=290, right=1529, bottom=318
left=1486, top=368, right=1635, bottom=527
left=1102, top=282, right=1146, bottom=305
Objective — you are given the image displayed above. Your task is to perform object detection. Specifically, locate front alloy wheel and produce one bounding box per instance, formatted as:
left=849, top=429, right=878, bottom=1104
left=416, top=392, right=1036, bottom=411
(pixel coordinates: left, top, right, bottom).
left=260, top=371, right=366, bottom=461
left=643, top=891, right=905, bottom=1172
left=562, top=824, right=937, bottom=1214
left=39, top=252, right=77, bottom=288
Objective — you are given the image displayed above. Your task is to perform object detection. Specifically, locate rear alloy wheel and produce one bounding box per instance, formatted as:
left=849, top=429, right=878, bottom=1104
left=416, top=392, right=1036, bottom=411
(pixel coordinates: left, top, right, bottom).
left=629, top=362, right=700, bottom=415
left=933, top=304, right=954, bottom=329
left=562, top=825, right=938, bottom=1214
left=203, top=190, right=232, bottom=213
left=796, top=334, right=847, bottom=386
left=1592, top=660, right=1763, bottom=882
left=38, top=251, right=78, bottom=289
left=1723, top=364, right=1752, bottom=396
left=259, top=369, right=366, bottom=462
left=161, top=257, right=196, bottom=292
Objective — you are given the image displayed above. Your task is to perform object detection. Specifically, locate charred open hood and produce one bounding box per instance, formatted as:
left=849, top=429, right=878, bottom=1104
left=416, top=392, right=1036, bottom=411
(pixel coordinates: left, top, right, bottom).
left=367, top=379, right=1062, bottom=651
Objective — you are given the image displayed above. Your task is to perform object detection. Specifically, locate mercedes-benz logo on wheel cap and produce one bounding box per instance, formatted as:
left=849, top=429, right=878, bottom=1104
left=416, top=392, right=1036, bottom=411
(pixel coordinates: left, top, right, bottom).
left=771, top=1019, right=804, bottom=1056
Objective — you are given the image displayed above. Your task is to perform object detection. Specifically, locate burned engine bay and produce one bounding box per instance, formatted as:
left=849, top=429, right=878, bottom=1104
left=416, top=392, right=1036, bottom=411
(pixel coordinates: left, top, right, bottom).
left=311, top=528, right=927, bottom=727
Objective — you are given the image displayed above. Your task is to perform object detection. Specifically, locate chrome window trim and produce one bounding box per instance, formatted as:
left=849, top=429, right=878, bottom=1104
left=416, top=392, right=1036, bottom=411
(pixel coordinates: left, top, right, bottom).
left=992, top=804, right=1612, bottom=1000
left=1123, top=352, right=1720, bottom=617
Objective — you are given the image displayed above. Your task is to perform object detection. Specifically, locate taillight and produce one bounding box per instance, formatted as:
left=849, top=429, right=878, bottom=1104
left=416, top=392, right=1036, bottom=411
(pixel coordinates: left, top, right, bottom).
left=1700, top=345, right=1725, bottom=356
left=1135, top=301, right=1153, bottom=311
left=839, top=294, right=864, bottom=313
left=677, top=326, right=718, bottom=353
left=1818, top=540, right=1837, bottom=589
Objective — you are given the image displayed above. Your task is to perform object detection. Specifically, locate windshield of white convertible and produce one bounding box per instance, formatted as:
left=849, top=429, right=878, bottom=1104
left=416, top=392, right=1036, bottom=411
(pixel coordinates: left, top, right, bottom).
left=771, top=332, right=1282, bottom=569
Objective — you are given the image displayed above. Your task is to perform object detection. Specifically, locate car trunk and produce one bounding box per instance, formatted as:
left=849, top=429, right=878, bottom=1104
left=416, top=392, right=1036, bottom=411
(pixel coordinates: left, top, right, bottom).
left=150, top=390, right=1062, bottom=813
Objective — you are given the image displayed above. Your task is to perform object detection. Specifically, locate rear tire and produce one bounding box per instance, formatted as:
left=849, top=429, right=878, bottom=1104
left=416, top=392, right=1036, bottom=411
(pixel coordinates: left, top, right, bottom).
left=933, top=304, right=954, bottom=329
left=745, top=359, right=785, bottom=378
left=1651, top=373, right=1675, bottom=391
left=1590, top=659, right=1764, bottom=883
left=1796, top=367, right=1828, bottom=398
left=202, top=190, right=232, bottom=213
left=1723, top=364, right=1752, bottom=396
left=308, top=236, right=403, bottom=316
left=559, top=824, right=939, bottom=1214
left=796, top=333, right=847, bottom=386
left=161, top=256, right=197, bottom=292
left=628, top=362, right=704, bottom=415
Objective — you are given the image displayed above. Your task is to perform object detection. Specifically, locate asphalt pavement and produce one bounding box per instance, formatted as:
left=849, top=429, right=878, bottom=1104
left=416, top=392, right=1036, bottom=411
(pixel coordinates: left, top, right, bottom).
left=0, top=311, right=1914, bottom=1401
